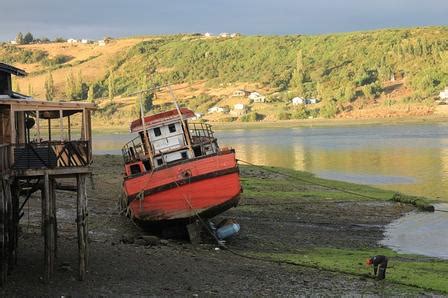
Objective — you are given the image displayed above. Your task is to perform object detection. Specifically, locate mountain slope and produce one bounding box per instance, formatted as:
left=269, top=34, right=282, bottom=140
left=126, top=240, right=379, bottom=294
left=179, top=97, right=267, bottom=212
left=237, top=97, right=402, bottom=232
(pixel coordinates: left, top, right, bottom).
left=2, top=27, right=448, bottom=127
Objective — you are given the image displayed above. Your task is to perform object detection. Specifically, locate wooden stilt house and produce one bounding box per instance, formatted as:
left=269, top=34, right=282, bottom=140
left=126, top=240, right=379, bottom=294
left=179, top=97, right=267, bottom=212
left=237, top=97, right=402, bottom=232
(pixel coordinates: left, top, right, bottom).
left=0, top=63, right=95, bottom=285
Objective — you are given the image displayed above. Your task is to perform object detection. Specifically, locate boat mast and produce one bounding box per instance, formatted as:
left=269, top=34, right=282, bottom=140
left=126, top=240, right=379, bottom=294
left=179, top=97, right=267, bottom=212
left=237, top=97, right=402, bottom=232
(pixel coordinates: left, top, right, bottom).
left=139, top=90, right=154, bottom=166
left=168, top=86, right=194, bottom=156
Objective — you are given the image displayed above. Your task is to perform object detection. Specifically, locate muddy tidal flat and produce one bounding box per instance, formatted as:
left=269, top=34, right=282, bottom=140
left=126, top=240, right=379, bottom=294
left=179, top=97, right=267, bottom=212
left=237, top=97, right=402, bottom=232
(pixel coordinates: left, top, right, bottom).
left=1, top=155, right=446, bottom=296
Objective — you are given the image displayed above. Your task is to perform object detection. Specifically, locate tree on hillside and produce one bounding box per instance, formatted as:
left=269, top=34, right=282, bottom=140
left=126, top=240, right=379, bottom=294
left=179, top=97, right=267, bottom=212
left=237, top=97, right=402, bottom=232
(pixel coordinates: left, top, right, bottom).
left=108, top=70, right=115, bottom=100
left=290, top=50, right=306, bottom=96
left=134, top=76, right=154, bottom=116
left=23, top=32, right=34, bottom=44
left=44, top=72, right=55, bottom=101
left=54, top=37, right=66, bottom=43
left=87, top=85, right=95, bottom=102
left=15, top=32, right=24, bottom=45
left=75, top=70, right=88, bottom=100
left=65, top=71, right=76, bottom=100
left=343, top=83, right=356, bottom=102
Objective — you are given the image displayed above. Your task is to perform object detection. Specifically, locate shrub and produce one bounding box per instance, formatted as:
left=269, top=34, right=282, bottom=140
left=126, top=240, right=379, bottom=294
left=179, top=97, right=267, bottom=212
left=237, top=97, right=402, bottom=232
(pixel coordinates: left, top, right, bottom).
left=277, top=111, right=291, bottom=120
left=320, top=101, right=338, bottom=118
left=240, top=112, right=264, bottom=122
left=291, top=106, right=309, bottom=119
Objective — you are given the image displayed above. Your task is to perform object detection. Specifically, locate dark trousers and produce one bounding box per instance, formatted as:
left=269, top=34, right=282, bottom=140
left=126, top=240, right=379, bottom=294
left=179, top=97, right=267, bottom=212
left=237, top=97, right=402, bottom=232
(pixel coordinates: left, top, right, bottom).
left=376, top=264, right=387, bottom=280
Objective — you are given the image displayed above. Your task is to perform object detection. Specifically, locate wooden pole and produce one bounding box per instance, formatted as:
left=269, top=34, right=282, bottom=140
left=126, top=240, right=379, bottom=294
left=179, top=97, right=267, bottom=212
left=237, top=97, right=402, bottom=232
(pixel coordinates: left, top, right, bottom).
left=83, top=177, right=88, bottom=268
left=36, top=110, right=40, bottom=141
left=43, top=173, right=51, bottom=282
left=11, top=182, right=19, bottom=267
left=76, top=174, right=87, bottom=281
left=49, top=178, right=56, bottom=268
left=48, top=119, right=51, bottom=143
left=67, top=116, right=71, bottom=141
left=0, top=178, right=9, bottom=286
left=59, top=110, right=64, bottom=141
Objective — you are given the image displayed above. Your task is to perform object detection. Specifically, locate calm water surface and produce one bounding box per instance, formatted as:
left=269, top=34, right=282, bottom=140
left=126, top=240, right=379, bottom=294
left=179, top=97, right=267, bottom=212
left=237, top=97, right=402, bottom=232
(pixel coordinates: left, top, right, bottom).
left=94, top=123, right=448, bottom=200
left=94, top=123, right=448, bottom=258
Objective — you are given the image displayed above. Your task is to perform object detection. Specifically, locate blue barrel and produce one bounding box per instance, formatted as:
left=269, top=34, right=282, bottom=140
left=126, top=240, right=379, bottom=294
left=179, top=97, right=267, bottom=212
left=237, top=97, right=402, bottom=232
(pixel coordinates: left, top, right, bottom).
left=216, top=223, right=240, bottom=240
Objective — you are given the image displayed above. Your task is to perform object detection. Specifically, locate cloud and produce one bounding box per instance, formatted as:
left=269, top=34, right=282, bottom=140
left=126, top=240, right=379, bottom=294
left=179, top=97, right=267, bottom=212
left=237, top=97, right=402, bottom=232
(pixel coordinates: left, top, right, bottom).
left=1, top=0, right=447, bottom=40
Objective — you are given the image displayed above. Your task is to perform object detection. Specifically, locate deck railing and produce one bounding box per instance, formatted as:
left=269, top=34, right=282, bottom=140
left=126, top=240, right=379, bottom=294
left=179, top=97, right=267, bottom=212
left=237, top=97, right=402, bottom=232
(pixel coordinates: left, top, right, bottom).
left=189, top=122, right=214, bottom=139
left=189, top=122, right=217, bottom=146
left=122, top=122, right=219, bottom=164
left=122, top=136, right=146, bottom=164
left=12, top=141, right=91, bottom=170
left=0, top=144, right=11, bottom=173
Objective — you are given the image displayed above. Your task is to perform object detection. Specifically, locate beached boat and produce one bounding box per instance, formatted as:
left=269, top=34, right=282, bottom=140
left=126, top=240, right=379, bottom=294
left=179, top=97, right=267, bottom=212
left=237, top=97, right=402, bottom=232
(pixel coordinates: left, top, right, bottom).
left=121, top=107, right=241, bottom=227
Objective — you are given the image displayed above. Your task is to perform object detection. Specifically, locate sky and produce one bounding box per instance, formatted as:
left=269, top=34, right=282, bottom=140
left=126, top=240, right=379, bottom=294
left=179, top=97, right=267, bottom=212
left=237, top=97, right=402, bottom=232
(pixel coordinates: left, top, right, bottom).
left=1, top=0, right=447, bottom=41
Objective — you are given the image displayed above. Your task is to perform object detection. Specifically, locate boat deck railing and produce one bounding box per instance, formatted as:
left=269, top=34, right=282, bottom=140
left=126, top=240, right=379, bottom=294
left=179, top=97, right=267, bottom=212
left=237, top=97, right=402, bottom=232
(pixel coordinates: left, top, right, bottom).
left=122, top=122, right=218, bottom=164
left=11, top=141, right=91, bottom=170
left=122, top=136, right=146, bottom=164
left=189, top=122, right=216, bottom=144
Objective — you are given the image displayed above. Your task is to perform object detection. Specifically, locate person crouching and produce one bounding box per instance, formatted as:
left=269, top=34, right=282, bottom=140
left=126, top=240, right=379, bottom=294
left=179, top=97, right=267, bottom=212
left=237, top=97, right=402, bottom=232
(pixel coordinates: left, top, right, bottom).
left=366, top=255, right=388, bottom=280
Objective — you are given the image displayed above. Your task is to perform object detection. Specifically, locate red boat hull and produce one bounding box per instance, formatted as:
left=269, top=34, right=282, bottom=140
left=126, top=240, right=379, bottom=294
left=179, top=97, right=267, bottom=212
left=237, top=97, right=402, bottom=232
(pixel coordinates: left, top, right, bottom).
left=123, top=151, right=241, bottom=223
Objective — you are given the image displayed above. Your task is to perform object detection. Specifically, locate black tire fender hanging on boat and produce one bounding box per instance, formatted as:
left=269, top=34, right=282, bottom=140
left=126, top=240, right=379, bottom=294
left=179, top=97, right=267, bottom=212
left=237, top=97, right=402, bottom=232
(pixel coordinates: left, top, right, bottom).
left=178, top=169, right=192, bottom=180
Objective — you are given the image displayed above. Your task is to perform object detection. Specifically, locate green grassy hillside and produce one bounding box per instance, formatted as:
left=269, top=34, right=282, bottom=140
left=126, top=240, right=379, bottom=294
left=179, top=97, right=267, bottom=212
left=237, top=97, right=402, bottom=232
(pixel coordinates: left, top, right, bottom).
left=2, top=27, right=448, bottom=127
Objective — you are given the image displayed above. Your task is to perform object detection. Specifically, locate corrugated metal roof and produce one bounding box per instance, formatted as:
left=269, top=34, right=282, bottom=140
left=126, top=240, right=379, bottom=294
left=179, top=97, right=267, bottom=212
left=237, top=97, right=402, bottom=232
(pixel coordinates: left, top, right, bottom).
left=130, top=108, right=195, bottom=132
left=0, top=97, right=96, bottom=110
left=0, top=63, right=26, bottom=77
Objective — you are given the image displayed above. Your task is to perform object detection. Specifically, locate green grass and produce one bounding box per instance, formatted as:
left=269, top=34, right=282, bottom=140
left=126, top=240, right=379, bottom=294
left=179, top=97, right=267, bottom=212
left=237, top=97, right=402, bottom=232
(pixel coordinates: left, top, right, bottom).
left=257, top=248, right=448, bottom=293
left=240, top=165, right=434, bottom=210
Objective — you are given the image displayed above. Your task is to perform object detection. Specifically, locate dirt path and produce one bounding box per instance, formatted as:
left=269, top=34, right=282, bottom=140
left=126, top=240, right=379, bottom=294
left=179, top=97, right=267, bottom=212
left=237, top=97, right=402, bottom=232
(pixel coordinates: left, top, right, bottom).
left=0, top=156, right=436, bottom=296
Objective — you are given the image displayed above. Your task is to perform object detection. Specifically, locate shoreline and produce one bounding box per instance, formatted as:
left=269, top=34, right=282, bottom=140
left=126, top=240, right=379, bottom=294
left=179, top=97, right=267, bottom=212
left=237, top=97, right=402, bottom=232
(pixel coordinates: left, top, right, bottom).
left=92, top=114, right=448, bottom=134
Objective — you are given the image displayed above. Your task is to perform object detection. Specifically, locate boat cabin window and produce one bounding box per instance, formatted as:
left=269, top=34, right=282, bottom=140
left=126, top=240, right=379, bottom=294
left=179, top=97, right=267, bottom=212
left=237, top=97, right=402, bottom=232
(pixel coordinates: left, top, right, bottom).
left=168, top=123, right=176, bottom=133
left=156, top=158, right=163, bottom=166
left=129, top=164, right=142, bottom=175
left=181, top=151, right=188, bottom=159
left=154, top=127, right=161, bottom=137
left=193, top=146, right=202, bottom=157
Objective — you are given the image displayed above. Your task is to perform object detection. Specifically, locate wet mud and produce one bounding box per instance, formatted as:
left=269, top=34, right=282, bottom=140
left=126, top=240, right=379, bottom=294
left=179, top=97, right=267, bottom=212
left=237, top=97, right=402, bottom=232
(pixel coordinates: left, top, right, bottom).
left=1, top=156, right=438, bottom=296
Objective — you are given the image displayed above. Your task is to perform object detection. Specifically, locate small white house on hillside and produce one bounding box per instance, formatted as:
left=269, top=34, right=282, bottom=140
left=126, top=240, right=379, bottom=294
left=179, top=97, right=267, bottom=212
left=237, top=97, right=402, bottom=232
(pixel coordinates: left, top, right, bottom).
left=67, top=38, right=79, bottom=44
left=439, top=87, right=448, bottom=100
left=292, top=97, right=319, bottom=105
left=233, top=89, right=250, bottom=97
left=234, top=103, right=245, bottom=110
left=249, top=92, right=266, bottom=103
left=207, top=106, right=228, bottom=114
left=292, top=97, right=305, bottom=105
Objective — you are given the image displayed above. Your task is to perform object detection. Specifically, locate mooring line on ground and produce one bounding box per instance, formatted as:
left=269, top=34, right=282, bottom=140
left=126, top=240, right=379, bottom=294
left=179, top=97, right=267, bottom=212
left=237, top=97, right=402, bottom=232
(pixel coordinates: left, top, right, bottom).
left=434, top=209, right=448, bottom=213
left=237, top=159, right=385, bottom=201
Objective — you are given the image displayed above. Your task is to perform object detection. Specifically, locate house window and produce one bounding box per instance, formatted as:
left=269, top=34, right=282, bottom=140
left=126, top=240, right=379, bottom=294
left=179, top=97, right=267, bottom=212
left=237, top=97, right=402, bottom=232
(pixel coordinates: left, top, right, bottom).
left=153, top=127, right=161, bottom=137
left=168, top=124, right=176, bottom=133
